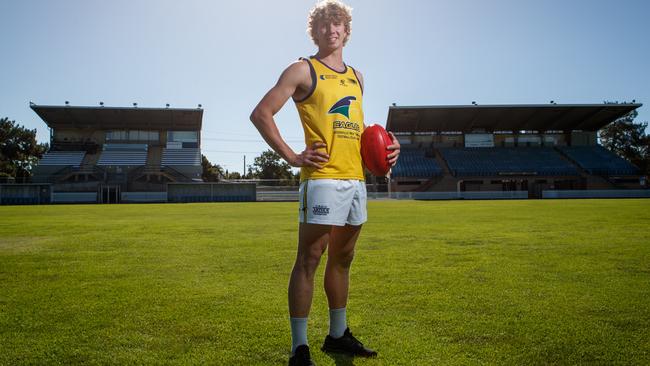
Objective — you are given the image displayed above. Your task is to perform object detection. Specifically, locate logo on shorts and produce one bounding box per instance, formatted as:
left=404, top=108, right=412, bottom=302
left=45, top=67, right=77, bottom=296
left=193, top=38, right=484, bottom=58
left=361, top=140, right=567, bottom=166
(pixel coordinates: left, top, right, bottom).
left=327, top=96, right=356, bottom=119
left=312, top=205, right=330, bottom=216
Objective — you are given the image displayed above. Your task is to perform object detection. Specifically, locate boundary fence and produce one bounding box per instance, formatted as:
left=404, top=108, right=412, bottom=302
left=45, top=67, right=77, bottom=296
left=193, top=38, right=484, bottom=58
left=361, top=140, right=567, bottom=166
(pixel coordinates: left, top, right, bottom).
left=2, top=183, right=649, bottom=205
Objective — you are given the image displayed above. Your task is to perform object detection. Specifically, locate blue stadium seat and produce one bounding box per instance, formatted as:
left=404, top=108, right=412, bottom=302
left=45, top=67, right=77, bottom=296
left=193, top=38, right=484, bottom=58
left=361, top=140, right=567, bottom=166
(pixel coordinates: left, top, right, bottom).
left=439, top=147, right=578, bottom=177
left=98, top=144, right=147, bottom=166
left=38, top=151, right=85, bottom=167
left=162, top=148, right=201, bottom=166
left=558, top=146, right=640, bottom=176
left=391, top=148, right=443, bottom=178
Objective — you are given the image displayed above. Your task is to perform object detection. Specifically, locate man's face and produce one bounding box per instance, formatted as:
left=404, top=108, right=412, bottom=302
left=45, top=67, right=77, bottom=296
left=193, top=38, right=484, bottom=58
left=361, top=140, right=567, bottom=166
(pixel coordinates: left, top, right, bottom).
left=316, top=19, right=348, bottom=49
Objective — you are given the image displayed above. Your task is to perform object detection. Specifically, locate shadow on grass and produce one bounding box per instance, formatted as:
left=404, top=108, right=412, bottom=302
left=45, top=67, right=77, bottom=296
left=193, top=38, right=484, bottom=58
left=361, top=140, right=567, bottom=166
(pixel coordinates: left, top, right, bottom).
left=324, top=352, right=355, bottom=366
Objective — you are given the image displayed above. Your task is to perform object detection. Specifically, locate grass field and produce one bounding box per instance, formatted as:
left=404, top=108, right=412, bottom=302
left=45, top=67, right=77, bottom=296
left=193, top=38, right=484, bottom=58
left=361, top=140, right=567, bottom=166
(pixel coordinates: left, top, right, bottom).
left=1, top=199, right=649, bottom=365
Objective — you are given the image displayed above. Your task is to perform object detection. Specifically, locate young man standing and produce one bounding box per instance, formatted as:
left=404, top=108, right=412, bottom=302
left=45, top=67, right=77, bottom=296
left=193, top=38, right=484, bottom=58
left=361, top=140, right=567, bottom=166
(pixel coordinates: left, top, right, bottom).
left=250, top=1, right=400, bottom=365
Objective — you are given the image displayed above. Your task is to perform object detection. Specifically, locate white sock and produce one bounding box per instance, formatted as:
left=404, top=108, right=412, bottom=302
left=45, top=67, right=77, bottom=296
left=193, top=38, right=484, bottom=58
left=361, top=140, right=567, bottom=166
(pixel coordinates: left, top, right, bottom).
left=329, top=307, right=347, bottom=338
left=290, top=317, right=308, bottom=353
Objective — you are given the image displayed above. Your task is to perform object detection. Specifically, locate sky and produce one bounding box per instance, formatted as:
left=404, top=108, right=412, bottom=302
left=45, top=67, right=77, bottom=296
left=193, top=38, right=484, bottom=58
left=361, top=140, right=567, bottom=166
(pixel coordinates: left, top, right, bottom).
left=1, top=0, right=648, bottom=174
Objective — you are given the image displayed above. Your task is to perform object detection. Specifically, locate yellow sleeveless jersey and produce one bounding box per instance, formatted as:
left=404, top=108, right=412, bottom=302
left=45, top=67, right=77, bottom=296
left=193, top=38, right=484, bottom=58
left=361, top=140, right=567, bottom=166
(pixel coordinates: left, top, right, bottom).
left=294, top=56, right=365, bottom=181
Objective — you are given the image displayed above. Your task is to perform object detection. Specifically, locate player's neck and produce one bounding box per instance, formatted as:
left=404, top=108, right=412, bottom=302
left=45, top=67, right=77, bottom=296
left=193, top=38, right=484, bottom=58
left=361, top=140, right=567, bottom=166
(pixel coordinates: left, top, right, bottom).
left=315, top=47, right=345, bottom=71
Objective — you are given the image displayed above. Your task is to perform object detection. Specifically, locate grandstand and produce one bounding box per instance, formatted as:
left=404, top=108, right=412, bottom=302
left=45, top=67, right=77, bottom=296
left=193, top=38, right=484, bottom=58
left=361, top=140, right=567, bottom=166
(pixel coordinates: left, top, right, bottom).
left=30, top=104, right=204, bottom=203
left=3, top=102, right=646, bottom=205
left=386, top=103, right=645, bottom=197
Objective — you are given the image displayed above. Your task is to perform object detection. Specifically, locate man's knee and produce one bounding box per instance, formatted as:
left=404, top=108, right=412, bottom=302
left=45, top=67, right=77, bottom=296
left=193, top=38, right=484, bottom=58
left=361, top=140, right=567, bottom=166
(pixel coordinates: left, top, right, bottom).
left=296, top=245, right=326, bottom=275
left=330, top=248, right=355, bottom=269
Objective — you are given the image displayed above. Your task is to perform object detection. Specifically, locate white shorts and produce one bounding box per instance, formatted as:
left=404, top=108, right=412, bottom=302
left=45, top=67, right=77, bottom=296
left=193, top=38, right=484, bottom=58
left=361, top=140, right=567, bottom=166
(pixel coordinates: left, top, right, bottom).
left=298, top=179, right=367, bottom=226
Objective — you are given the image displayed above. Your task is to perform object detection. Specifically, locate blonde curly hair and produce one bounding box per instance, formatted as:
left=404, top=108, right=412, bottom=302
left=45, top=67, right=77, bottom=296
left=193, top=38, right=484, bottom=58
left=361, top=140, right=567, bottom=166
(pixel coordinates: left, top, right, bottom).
left=307, top=0, right=353, bottom=46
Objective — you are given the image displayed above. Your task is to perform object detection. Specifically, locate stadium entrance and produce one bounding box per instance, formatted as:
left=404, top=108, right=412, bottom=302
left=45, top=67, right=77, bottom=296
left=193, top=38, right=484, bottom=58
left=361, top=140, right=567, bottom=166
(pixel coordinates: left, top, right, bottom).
left=500, top=179, right=527, bottom=192
left=99, top=185, right=121, bottom=204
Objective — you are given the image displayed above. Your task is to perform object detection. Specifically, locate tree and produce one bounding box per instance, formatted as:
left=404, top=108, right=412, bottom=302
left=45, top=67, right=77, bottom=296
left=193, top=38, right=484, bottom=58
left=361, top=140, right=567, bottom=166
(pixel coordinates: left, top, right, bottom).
left=0, top=117, right=48, bottom=181
left=250, top=149, right=296, bottom=184
left=201, top=154, right=224, bottom=182
left=226, top=171, right=241, bottom=180
left=599, top=107, right=650, bottom=176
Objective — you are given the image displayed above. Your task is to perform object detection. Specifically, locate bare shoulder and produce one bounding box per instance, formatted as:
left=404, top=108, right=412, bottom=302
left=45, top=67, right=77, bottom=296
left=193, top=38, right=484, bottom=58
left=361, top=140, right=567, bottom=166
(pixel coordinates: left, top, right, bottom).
left=291, top=58, right=312, bottom=72
left=280, top=59, right=311, bottom=85
left=277, top=59, right=313, bottom=100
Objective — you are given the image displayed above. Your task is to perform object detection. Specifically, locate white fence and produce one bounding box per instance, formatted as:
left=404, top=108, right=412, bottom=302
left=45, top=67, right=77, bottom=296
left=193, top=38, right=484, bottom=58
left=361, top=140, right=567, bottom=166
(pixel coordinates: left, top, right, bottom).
left=257, top=190, right=529, bottom=201
left=121, top=192, right=168, bottom=203
left=7, top=186, right=649, bottom=205
left=257, top=191, right=300, bottom=201
left=259, top=189, right=650, bottom=201
left=542, top=190, right=650, bottom=199
left=372, top=191, right=529, bottom=200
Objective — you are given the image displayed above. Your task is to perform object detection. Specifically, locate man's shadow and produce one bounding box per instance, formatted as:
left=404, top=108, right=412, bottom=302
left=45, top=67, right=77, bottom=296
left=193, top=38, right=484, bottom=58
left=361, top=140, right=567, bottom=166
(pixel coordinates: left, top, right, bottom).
left=324, top=352, right=355, bottom=366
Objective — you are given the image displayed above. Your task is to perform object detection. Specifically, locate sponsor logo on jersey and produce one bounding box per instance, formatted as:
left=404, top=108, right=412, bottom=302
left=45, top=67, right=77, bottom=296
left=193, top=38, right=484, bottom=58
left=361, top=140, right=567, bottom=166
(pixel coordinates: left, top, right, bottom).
left=320, top=74, right=338, bottom=80
left=327, top=96, right=357, bottom=119
left=312, top=205, right=330, bottom=216
left=333, top=120, right=360, bottom=132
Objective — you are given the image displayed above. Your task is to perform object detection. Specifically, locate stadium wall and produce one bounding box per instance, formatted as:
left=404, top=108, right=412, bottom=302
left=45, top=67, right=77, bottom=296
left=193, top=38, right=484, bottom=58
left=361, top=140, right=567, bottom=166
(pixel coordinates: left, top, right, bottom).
left=256, top=189, right=649, bottom=201
left=167, top=183, right=256, bottom=203
left=0, top=183, right=257, bottom=204
left=52, top=192, right=97, bottom=203
left=121, top=192, right=167, bottom=203
left=0, top=184, right=51, bottom=205
left=255, top=190, right=529, bottom=201
left=378, top=191, right=529, bottom=200
left=3, top=184, right=648, bottom=204
left=542, top=190, right=650, bottom=199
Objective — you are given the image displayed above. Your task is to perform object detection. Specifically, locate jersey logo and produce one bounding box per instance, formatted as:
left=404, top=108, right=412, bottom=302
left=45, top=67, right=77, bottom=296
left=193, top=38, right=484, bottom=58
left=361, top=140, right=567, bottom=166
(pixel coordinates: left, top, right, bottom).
left=327, top=96, right=357, bottom=119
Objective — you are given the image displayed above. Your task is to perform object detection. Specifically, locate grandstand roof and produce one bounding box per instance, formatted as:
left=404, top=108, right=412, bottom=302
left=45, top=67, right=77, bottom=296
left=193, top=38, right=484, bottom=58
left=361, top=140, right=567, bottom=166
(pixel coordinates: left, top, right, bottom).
left=30, top=104, right=203, bottom=130
left=386, top=103, right=642, bottom=133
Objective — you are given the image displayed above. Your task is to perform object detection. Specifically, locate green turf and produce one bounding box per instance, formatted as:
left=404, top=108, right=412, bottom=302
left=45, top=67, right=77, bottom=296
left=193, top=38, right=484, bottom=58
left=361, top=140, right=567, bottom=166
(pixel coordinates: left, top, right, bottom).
left=1, top=199, right=649, bottom=365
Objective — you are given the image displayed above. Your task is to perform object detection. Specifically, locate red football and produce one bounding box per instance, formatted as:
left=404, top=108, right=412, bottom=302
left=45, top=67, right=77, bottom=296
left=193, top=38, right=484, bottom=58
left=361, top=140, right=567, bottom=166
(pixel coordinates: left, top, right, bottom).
left=360, top=124, right=392, bottom=176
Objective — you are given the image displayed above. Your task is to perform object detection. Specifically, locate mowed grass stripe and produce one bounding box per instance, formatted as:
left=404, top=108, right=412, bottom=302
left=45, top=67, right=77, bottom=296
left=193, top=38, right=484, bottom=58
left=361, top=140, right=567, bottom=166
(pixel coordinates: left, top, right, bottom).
left=1, top=200, right=648, bottom=365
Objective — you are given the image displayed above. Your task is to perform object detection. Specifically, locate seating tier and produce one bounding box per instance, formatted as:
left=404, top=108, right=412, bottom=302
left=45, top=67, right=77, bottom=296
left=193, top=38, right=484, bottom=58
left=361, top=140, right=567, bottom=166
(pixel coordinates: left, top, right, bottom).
left=391, top=149, right=443, bottom=178
left=162, top=148, right=201, bottom=166
left=97, top=144, right=148, bottom=166
left=439, top=147, right=578, bottom=176
left=558, top=146, right=639, bottom=176
left=38, top=151, right=85, bottom=167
